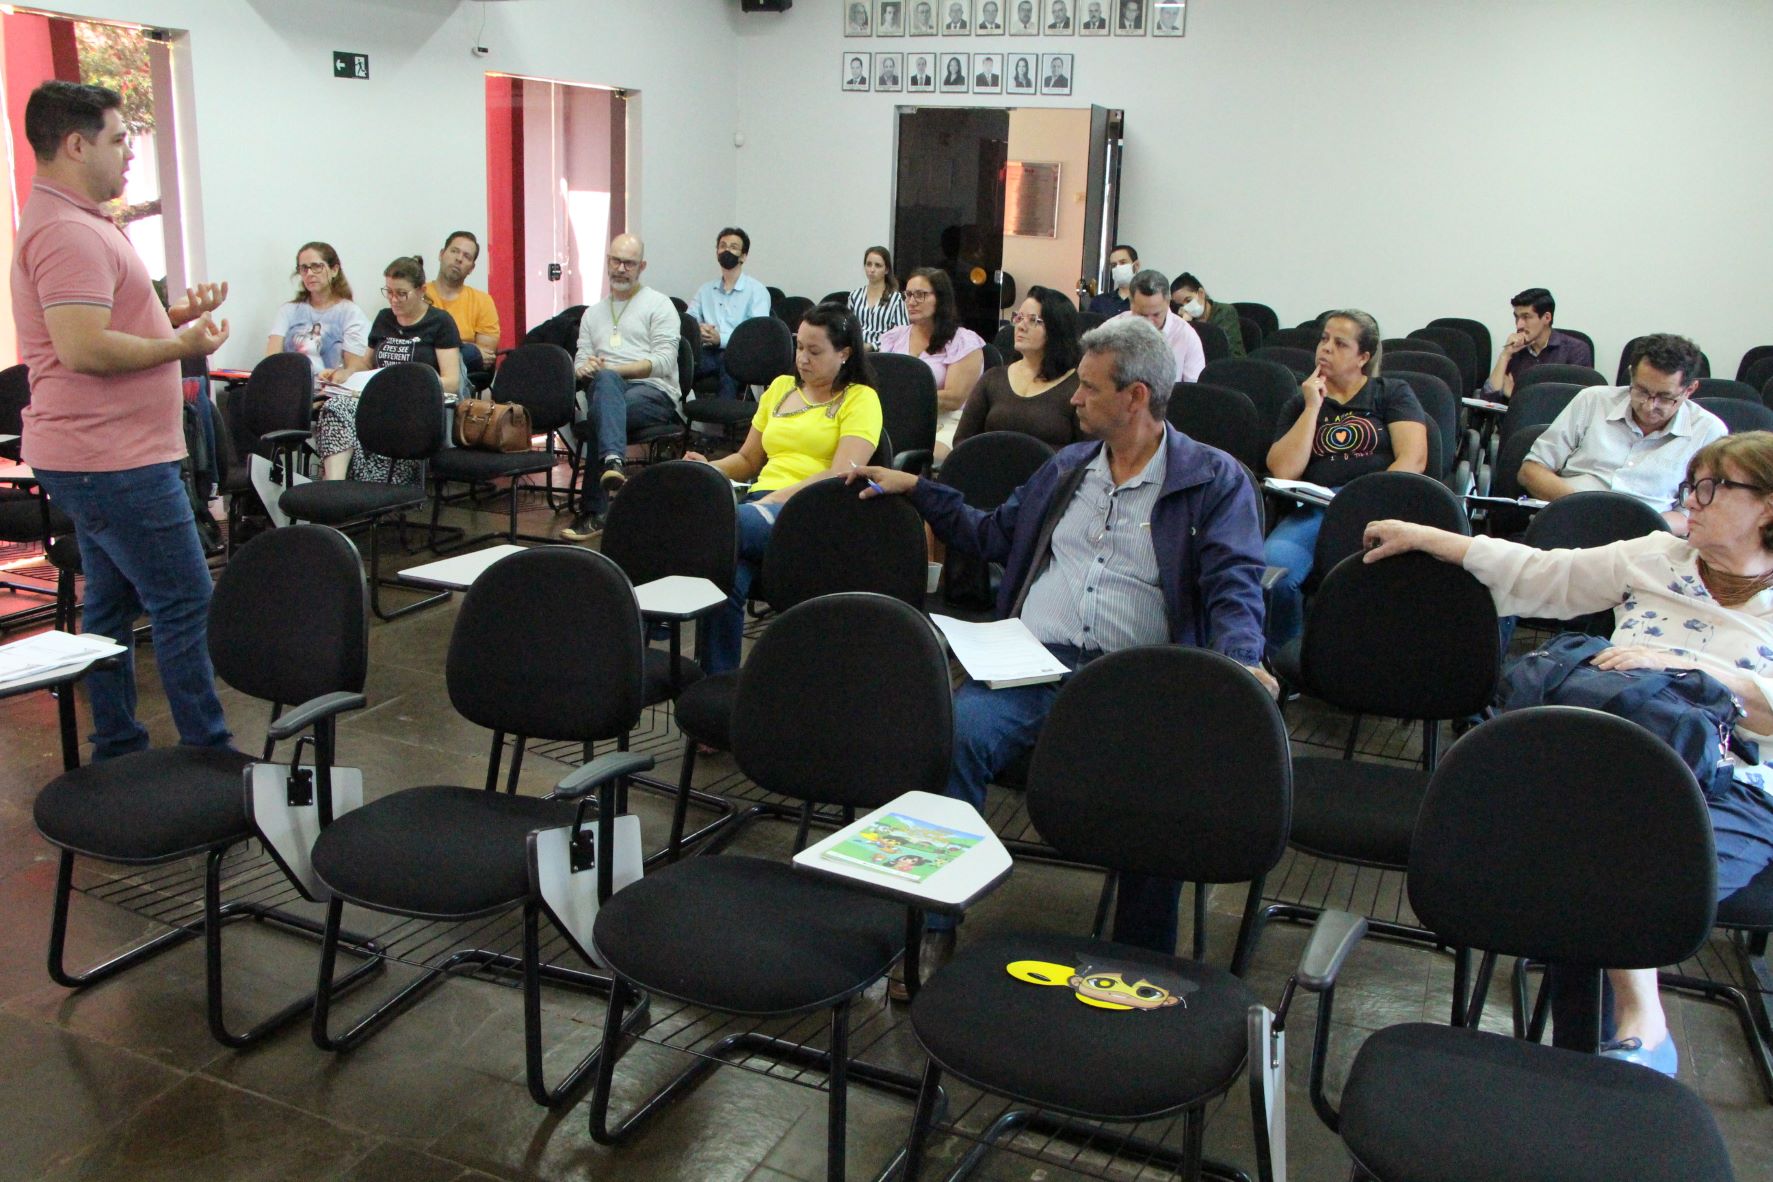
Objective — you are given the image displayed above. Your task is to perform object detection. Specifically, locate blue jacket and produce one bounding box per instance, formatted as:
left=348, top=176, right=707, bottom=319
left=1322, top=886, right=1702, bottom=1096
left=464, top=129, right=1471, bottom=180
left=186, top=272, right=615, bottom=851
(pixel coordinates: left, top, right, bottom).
left=910, top=425, right=1267, bottom=665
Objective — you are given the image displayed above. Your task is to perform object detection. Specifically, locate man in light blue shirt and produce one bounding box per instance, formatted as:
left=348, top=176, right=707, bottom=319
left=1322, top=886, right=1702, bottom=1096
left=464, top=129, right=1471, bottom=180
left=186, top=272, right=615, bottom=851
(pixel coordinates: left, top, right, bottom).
left=690, top=226, right=771, bottom=400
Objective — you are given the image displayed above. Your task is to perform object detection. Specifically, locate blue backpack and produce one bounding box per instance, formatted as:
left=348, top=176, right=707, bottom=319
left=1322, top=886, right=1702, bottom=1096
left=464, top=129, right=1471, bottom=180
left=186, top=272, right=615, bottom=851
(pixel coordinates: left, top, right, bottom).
left=1499, top=633, right=1755, bottom=801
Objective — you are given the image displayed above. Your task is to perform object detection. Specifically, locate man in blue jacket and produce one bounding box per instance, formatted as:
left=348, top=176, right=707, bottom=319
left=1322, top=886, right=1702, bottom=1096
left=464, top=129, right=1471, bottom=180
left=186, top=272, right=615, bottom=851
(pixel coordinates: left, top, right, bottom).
left=853, top=317, right=1272, bottom=971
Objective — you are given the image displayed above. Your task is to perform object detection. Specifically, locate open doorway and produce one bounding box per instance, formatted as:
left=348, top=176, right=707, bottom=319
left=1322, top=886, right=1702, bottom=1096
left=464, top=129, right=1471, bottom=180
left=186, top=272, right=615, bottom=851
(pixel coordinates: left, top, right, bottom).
left=484, top=74, right=627, bottom=348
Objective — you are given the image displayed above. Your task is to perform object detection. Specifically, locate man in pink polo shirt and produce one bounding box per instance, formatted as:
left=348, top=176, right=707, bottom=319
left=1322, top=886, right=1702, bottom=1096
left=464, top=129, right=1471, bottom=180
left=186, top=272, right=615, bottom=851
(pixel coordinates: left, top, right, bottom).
left=1111, top=268, right=1205, bottom=384
left=12, top=81, right=232, bottom=759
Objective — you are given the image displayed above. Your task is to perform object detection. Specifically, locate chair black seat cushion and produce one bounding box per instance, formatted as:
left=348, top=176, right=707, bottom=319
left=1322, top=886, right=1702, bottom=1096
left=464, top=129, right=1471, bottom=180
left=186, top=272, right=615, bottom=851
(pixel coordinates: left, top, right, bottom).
left=1340, top=1023, right=1735, bottom=1182
left=685, top=399, right=757, bottom=426
left=34, top=747, right=256, bottom=862
left=1718, top=858, right=1773, bottom=930
left=311, top=785, right=577, bottom=918
left=910, top=932, right=1255, bottom=1121
left=47, top=534, right=82, bottom=572
left=280, top=480, right=427, bottom=524
left=1269, top=637, right=1302, bottom=689
left=1288, top=757, right=1427, bottom=868
left=0, top=495, right=74, bottom=541
left=642, top=648, right=704, bottom=706
left=592, top=856, right=902, bottom=1015
left=673, top=670, right=736, bottom=749
left=430, top=447, right=555, bottom=482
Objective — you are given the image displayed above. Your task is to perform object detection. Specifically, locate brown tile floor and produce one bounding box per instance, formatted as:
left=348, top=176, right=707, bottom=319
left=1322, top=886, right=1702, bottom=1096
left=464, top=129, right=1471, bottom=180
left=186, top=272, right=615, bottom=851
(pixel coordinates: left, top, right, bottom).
left=0, top=489, right=1769, bottom=1181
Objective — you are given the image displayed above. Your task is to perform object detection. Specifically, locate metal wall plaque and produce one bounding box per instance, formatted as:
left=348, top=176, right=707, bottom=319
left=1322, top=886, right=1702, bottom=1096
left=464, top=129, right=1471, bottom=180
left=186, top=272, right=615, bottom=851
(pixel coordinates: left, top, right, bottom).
left=1004, top=160, right=1060, bottom=238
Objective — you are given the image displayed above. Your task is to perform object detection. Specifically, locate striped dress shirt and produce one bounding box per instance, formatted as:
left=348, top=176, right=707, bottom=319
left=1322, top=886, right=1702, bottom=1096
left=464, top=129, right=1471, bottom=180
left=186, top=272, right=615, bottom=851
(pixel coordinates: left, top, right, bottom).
left=849, top=286, right=908, bottom=350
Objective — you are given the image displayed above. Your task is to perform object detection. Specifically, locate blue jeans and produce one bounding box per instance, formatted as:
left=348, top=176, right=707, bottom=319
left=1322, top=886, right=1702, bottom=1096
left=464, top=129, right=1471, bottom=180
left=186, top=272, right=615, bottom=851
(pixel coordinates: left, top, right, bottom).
left=695, top=344, right=740, bottom=402
left=1263, top=505, right=1325, bottom=648
left=35, top=462, right=231, bottom=760
left=928, top=650, right=1183, bottom=954
left=571, top=372, right=680, bottom=514
left=706, top=493, right=775, bottom=674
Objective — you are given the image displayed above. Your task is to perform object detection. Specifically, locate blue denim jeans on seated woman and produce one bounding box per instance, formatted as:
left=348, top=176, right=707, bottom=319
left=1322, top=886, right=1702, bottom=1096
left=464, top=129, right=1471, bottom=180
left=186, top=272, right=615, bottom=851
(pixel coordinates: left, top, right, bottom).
left=33, top=462, right=232, bottom=760
left=706, top=493, right=776, bottom=674
left=1262, top=504, right=1326, bottom=649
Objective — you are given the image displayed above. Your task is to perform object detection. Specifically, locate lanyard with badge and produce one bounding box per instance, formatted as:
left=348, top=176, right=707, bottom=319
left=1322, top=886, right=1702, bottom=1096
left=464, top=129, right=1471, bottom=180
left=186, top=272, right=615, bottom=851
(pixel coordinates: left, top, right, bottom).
left=609, top=298, right=629, bottom=349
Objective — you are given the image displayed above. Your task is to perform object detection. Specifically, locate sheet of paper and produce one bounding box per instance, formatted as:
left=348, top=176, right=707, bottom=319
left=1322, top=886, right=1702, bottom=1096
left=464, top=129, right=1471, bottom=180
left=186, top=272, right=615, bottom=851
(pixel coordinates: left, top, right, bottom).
left=1464, top=494, right=1548, bottom=510
left=0, top=630, right=126, bottom=691
left=929, top=615, right=1068, bottom=687
left=1461, top=397, right=1508, bottom=413
left=1262, top=477, right=1338, bottom=504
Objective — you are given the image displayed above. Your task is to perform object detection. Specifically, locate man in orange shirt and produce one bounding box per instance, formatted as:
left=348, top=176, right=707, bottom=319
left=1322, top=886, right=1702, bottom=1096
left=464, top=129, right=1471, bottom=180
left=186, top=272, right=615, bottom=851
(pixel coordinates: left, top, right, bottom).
left=423, top=230, right=501, bottom=376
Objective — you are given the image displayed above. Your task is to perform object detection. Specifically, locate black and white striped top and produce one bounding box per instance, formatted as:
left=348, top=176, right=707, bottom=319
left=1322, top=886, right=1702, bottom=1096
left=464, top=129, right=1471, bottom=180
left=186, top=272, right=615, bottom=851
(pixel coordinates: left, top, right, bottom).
left=849, top=286, right=908, bottom=349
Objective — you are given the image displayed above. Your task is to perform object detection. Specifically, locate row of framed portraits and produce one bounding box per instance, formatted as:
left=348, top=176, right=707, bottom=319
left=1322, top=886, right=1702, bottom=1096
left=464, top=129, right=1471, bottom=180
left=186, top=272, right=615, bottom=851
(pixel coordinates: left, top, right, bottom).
left=843, top=50, right=1073, bottom=96
left=843, top=0, right=1185, bottom=37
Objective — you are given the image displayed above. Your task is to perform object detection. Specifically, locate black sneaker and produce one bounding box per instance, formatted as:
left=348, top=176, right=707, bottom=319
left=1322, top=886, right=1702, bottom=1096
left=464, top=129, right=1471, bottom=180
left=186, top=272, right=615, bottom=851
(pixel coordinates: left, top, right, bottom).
left=560, top=513, right=603, bottom=543
left=599, top=460, right=627, bottom=495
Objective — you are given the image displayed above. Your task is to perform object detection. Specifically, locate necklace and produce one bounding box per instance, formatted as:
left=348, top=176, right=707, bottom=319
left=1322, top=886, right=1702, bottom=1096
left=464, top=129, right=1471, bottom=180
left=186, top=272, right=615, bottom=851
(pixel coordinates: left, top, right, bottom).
left=775, top=385, right=847, bottom=419
left=608, top=297, right=630, bottom=348
left=1697, top=557, right=1773, bottom=607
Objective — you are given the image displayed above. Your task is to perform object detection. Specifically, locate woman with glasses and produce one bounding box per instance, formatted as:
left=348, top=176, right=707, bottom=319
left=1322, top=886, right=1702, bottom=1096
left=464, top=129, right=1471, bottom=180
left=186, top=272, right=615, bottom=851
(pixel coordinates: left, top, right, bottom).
left=848, top=245, right=907, bottom=350
left=265, top=241, right=370, bottom=376
left=878, top=266, right=986, bottom=461
left=954, top=286, right=1081, bottom=450
left=1363, top=431, right=1773, bottom=1079
left=315, top=255, right=462, bottom=481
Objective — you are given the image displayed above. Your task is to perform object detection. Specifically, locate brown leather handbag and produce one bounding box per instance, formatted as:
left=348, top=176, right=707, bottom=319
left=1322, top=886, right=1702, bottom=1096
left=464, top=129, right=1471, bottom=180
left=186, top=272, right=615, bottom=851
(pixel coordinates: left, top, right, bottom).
left=453, top=398, right=533, bottom=452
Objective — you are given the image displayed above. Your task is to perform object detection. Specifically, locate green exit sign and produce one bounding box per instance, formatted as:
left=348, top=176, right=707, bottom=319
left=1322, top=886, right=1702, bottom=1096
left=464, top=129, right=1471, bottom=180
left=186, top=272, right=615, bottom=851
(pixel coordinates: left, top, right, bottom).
left=333, top=51, right=368, bottom=80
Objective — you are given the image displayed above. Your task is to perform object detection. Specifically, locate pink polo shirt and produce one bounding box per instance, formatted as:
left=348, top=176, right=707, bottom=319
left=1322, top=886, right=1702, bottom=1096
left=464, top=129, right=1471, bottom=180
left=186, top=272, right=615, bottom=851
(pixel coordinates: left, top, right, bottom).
left=12, top=179, right=184, bottom=472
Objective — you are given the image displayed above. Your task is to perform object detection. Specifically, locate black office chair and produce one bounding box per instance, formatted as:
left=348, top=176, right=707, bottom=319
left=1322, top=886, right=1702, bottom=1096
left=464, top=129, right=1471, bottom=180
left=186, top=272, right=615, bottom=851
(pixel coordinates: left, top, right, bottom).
left=979, top=342, right=1005, bottom=373
left=1237, top=313, right=1263, bottom=353
left=1383, top=336, right=1445, bottom=358
left=776, top=295, right=814, bottom=332
left=1249, top=345, right=1314, bottom=376
left=1233, top=301, right=1279, bottom=340
left=1743, top=357, right=1773, bottom=399
left=1167, top=382, right=1265, bottom=474
left=902, top=647, right=1293, bottom=1182
left=1282, top=707, right=1735, bottom=1182
left=1408, top=325, right=1480, bottom=395
left=1076, top=310, right=1106, bottom=333
left=1520, top=491, right=1669, bottom=636
left=1696, top=396, right=1773, bottom=434
left=930, top=429, right=1056, bottom=616
left=765, top=285, right=786, bottom=314
left=1487, top=381, right=1583, bottom=473
left=1484, top=423, right=1548, bottom=501
left=1265, top=326, right=1319, bottom=351
left=1518, top=362, right=1606, bottom=391
left=429, top=342, right=576, bottom=548
left=279, top=364, right=450, bottom=620
left=1693, top=377, right=1760, bottom=404
left=1735, top=345, right=1773, bottom=384
left=1660, top=859, right=1773, bottom=1103
left=0, top=364, right=77, bottom=632
left=1190, top=318, right=1231, bottom=362
left=992, top=321, right=1018, bottom=363
left=1201, top=357, right=1301, bottom=443
left=308, top=546, right=656, bottom=1107
left=32, top=525, right=375, bottom=1047
left=1618, top=336, right=1711, bottom=385
left=685, top=315, right=794, bottom=443
left=871, top=351, right=939, bottom=473
left=590, top=593, right=954, bottom=1180
left=627, top=335, right=697, bottom=464
left=821, top=289, right=850, bottom=308
left=1427, top=316, right=1493, bottom=377
left=1387, top=350, right=1462, bottom=412
left=1388, top=370, right=1458, bottom=485
left=220, top=353, right=315, bottom=551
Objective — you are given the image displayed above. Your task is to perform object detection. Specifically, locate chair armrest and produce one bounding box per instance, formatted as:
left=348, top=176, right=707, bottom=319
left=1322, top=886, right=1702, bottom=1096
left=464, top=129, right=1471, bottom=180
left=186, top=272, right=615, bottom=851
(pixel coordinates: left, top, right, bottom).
left=1296, top=909, right=1367, bottom=992
left=258, top=429, right=311, bottom=448
left=1260, top=565, right=1287, bottom=591
left=553, top=751, right=655, bottom=800
left=266, top=691, right=368, bottom=741
left=893, top=448, right=933, bottom=476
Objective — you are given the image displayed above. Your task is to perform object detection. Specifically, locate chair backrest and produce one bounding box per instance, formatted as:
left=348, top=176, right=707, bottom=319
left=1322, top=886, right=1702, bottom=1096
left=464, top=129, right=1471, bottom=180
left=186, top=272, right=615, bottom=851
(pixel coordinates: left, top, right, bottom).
left=675, top=338, right=696, bottom=404
left=600, top=459, right=738, bottom=593
left=1237, top=314, right=1263, bottom=353
left=1027, top=647, right=1291, bottom=884
left=992, top=321, right=1018, bottom=362
left=979, top=342, right=1005, bottom=373
left=1407, top=325, right=1481, bottom=395
left=766, top=285, right=786, bottom=311
left=1696, top=396, right=1773, bottom=435
left=447, top=546, right=645, bottom=742
left=521, top=304, right=586, bottom=351
left=1426, top=317, right=1492, bottom=376
left=1692, top=377, right=1759, bottom=404
left=732, top=592, right=952, bottom=811
left=1735, top=344, right=1773, bottom=384
left=1742, top=355, right=1773, bottom=398
left=1385, top=350, right=1462, bottom=407
left=1263, top=327, right=1320, bottom=352
left=209, top=524, right=368, bottom=707
left=1166, top=382, right=1264, bottom=473
left=997, top=272, right=1017, bottom=310
left=760, top=476, right=929, bottom=611
left=0, top=364, right=28, bottom=436
left=1190, top=318, right=1230, bottom=362
left=821, top=290, right=850, bottom=308
left=1383, top=336, right=1445, bottom=358
left=1518, top=362, right=1606, bottom=392
left=1301, top=550, right=1498, bottom=719
left=355, top=364, right=446, bottom=461
left=938, top=429, right=1055, bottom=509
left=669, top=295, right=688, bottom=313
left=723, top=316, right=795, bottom=388
left=1232, top=301, right=1279, bottom=340
left=1386, top=370, right=1457, bottom=479
left=1248, top=345, right=1314, bottom=377
left=1498, top=381, right=1582, bottom=447
left=1410, top=706, right=1715, bottom=968
left=1314, top=470, right=1469, bottom=580
left=677, top=309, right=704, bottom=374
left=1556, top=327, right=1595, bottom=359
left=1522, top=489, right=1670, bottom=550
left=1200, top=357, right=1301, bottom=443
left=241, top=352, right=314, bottom=440
left=1616, top=335, right=1710, bottom=385
left=1490, top=423, right=1547, bottom=501
left=870, top=351, right=939, bottom=468
left=1076, top=310, right=1106, bottom=333
left=777, top=295, right=814, bottom=333
left=490, top=343, right=576, bottom=433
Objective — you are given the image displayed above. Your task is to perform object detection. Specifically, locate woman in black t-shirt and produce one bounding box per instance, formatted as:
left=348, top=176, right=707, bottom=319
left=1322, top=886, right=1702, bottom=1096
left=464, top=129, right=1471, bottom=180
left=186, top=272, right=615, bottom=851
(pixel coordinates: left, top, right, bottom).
left=316, top=256, right=462, bottom=482
left=1262, top=309, right=1429, bottom=646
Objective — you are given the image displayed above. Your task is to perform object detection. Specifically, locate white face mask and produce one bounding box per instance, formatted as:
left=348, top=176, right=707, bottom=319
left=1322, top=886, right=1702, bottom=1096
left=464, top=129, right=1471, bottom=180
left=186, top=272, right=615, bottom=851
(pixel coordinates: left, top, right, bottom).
left=1110, top=263, right=1135, bottom=288
left=1181, top=298, right=1204, bottom=318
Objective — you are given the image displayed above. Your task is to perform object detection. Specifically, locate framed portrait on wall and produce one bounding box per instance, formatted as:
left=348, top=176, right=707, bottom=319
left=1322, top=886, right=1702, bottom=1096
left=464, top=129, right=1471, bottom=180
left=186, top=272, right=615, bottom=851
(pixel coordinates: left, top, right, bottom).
left=1040, top=52, right=1073, bottom=95
left=941, top=0, right=972, bottom=33
left=876, top=52, right=905, bottom=91
left=1044, top=0, right=1075, bottom=34
left=1078, top=0, right=1109, bottom=35
left=1007, top=0, right=1039, bottom=35
left=973, top=52, right=1002, bottom=93
left=906, top=52, right=937, bottom=91
left=877, top=0, right=906, bottom=36
left=1113, top=0, right=1146, bottom=35
left=939, top=52, right=971, bottom=92
left=844, top=1, right=872, bottom=36
left=1152, top=0, right=1185, bottom=35
left=843, top=53, right=872, bottom=91
left=1006, top=52, right=1038, bottom=94
left=909, top=0, right=938, bottom=35
left=975, top=0, right=1004, bottom=34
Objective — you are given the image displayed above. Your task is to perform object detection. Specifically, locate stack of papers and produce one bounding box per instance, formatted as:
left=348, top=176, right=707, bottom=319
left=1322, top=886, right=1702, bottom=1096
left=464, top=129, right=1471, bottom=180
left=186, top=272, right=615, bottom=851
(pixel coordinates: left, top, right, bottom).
left=1262, top=477, right=1338, bottom=504
left=0, top=630, right=125, bottom=691
left=1461, top=396, right=1509, bottom=413
left=930, top=615, right=1068, bottom=689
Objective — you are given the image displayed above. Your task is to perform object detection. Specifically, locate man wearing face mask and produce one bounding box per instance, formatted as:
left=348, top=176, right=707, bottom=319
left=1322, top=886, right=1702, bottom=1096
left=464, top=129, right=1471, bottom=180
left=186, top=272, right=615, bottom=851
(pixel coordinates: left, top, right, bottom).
left=690, top=226, right=770, bottom=401
left=1087, top=243, right=1138, bottom=316
left=1171, top=272, right=1245, bottom=357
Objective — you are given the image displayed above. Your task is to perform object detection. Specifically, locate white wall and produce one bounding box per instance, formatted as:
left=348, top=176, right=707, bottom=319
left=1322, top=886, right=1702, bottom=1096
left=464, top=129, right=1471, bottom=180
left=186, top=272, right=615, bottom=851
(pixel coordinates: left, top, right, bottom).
left=26, top=0, right=740, bottom=368
left=729, top=0, right=1773, bottom=377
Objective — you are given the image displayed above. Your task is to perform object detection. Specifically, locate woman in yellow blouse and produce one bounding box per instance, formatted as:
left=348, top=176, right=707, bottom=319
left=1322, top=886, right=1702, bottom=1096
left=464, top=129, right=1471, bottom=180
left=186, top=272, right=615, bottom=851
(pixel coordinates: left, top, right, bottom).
left=687, top=304, right=883, bottom=672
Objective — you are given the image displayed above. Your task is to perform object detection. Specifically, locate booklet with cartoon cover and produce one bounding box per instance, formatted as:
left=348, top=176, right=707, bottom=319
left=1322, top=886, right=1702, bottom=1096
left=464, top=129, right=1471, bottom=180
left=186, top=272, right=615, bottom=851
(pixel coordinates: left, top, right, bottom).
left=818, top=812, right=985, bottom=883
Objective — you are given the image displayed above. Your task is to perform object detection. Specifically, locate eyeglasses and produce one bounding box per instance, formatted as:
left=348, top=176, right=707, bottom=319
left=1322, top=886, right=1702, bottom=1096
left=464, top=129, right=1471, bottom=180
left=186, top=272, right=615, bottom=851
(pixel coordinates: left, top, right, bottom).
left=381, top=287, right=418, bottom=301
left=608, top=258, right=642, bottom=270
left=296, top=262, right=330, bottom=274
left=1677, top=477, right=1769, bottom=507
left=1629, top=383, right=1687, bottom=409
left=904, top=290, right=935, bottom=303
left=1011, top=313, right=1044, bottom=327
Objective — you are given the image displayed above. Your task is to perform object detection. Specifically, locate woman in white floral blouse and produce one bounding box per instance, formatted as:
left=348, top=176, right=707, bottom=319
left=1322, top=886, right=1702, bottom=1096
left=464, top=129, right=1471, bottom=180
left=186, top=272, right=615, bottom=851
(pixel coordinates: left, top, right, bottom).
left=1363, top=431, right=1773, bottom=1079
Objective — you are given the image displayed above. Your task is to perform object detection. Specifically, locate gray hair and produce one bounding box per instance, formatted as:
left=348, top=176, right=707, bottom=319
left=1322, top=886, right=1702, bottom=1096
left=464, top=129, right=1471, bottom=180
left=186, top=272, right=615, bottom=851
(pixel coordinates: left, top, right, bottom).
left=1127, top=268, right=1170, bottom=300
left=1082, top=316, right=1176, bottom=418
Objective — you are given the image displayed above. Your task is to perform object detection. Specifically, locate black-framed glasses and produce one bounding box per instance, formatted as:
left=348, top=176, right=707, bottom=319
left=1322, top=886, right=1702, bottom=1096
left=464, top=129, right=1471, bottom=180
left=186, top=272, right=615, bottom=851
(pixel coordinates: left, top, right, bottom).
left=296, top=262, right=329, bottom=274
left=381, top=287, right=418, bottom=301
left=1629, top=383, right=1687, bottom=409
left=1677, top=477, right=1770, bottom=507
